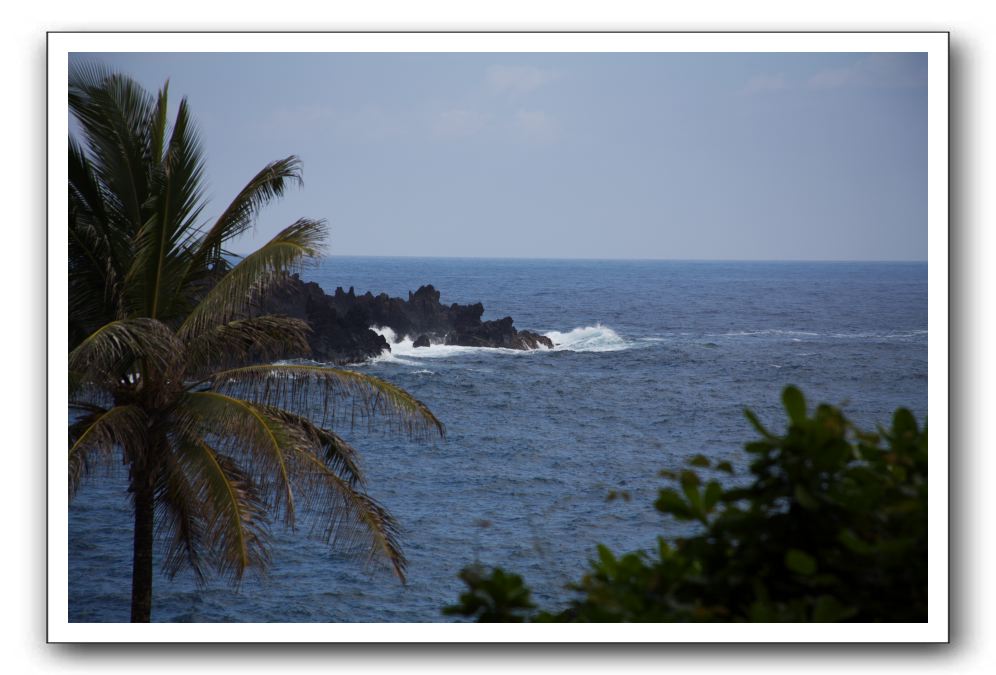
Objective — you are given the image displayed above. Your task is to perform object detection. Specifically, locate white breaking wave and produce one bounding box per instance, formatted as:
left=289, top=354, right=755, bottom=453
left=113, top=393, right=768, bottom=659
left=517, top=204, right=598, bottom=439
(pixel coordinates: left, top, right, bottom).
left=369, top=326, right=522, bottom=364
left=543, top=324, right=630, bottom=352
left=366, top=323, right=632, bottom=364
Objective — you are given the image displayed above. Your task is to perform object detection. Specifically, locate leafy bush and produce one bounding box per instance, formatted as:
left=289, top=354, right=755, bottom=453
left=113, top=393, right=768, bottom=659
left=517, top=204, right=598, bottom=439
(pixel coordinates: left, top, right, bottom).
left=442, top=567, right=536, bottom=622
left=444, top=387, right=927, bottom=622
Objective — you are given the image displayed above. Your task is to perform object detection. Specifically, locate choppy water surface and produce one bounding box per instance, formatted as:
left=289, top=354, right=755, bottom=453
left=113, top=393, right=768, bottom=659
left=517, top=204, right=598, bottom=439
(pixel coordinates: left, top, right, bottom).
left=69, top=258, right=927, bottom=622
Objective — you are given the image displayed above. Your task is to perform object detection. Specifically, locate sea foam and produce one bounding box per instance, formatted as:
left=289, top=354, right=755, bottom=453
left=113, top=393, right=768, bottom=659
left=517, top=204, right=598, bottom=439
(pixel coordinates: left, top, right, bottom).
left=544, top=324, right=630, bottom=352
left=368, top=323, right=631, bottom=363
left=369, top=326, right=520, bottom=364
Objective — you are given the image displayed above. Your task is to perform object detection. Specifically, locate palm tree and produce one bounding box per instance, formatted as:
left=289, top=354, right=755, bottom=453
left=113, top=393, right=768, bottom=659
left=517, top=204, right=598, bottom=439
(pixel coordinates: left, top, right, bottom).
left=68, top=64, right=443, bottom=622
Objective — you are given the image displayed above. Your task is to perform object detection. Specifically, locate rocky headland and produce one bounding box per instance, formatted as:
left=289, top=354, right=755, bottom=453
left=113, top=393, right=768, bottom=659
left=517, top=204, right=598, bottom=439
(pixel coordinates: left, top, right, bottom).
left=259, top=274, right=553, bottom=364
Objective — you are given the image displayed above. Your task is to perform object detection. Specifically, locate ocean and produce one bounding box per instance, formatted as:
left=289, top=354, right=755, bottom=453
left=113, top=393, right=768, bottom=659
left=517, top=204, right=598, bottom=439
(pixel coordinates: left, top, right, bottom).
left=68, top=257, right=928, bottom=622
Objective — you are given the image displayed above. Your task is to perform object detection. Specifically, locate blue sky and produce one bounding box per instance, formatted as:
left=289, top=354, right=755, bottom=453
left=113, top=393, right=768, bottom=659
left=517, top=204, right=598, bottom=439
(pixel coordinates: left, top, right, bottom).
left=70, top=52, right=928, bottom=260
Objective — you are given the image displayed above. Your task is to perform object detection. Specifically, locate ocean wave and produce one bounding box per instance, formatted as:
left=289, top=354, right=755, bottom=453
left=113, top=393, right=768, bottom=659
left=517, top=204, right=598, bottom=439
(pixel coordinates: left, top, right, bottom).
left=544, top=324, right=631, bottom=352
left=828, top=330, right=928, bottom=340
left=367, top=323, right=633, bottom=364
left=715, top=329, right=820, bottom=337
left=710, top=329, right=927, bottom=341
left=369, top=326, right=525, bottom=364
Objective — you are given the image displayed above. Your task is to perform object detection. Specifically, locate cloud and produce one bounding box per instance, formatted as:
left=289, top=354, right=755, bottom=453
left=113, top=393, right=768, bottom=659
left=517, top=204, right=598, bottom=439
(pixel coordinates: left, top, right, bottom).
left=432, top=108, right=491, bottom=139
left=487, top=65, right=558, bottom=97
left=743, top=73, right=788, bottom=95
left=513, top=110, right=559, bottom=142
left=808, top=54, right=927, bottom=90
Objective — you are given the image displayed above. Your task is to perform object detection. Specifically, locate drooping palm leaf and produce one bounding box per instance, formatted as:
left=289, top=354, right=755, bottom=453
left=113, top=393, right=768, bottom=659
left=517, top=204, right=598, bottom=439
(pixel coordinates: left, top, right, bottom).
left=69, top=318, right=181, bottom=385
left=175, top=391, right=407, bottom=580
left=177, top=219, right=326, bottom=340
left=177, top=391, right=302, bottom=528
left=155, top=443, right=210, bottom=584
left=69, top=405, right=149, bottom=497
left=158, top=432, right=271, bottom=585
left=258, top=406, right=366, bottom=488
left=194, top=447, right=272, bottom=583
left=204, top=364, right=445, bottom=439
left=290, top=450, right=407, bottom=582
left=184, top=315, right=311, bottom=378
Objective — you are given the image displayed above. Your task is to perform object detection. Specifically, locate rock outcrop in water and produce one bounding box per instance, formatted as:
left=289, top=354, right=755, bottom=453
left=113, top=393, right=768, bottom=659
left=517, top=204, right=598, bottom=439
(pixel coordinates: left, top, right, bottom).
left=258, top=275, right=390, bottom=364
left=259, top=275, right=552, bottom=364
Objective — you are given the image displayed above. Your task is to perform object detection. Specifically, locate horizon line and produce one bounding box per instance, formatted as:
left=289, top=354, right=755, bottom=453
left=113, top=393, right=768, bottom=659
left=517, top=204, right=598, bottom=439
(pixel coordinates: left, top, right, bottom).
left=227, top=252, right=929, bottom=264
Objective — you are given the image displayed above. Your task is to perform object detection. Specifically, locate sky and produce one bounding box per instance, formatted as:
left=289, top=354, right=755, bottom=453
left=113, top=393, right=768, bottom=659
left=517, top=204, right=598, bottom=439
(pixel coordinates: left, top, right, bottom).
left=69, top=52, right=928, bottom=260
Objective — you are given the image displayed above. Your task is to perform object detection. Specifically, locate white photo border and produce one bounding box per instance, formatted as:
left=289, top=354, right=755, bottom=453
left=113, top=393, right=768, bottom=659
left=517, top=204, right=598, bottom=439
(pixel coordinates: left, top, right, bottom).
left=48, top=31, right=949, bottom=643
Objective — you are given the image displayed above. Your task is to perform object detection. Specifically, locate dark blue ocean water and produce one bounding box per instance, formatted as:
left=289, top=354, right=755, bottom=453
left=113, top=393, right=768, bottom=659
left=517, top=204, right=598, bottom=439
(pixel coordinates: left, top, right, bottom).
left=68, top=258, right=928, bottom=622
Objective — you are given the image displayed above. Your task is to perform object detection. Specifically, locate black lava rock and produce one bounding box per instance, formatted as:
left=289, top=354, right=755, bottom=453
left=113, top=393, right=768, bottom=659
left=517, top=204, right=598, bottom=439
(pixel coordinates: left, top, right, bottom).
left=259, top=275, right=552, bottom=363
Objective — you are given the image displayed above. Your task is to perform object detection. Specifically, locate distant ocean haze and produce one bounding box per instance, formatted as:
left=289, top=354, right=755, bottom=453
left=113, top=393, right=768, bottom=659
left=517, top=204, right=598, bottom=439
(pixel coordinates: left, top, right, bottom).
left=69, top=258, right=927, bottom=622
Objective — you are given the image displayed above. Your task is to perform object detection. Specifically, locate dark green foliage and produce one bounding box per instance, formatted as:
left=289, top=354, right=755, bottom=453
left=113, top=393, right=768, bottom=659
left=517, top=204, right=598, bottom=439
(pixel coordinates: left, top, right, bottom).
left=445, top=386, right=928, bottom=622
left=443, top=566, right=536, bottom=622
left=68, top=66, right=444, bottom=621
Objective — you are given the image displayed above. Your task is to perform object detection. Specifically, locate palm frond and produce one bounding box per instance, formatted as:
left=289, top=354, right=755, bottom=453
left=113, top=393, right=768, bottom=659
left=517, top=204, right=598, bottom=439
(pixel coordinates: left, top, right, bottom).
left=204, top=364, right=445, bottom=439
left=180, top=396, right=405, bottom=581
left=176, top=392, right=406, bottom=582
left=69, top=405, right=148, bottom=497
left=196, top=444, right=272, bottom=583
left=69, top=318, right=181, bottom=385
left=69, top=62, right=155, bottom=233
left=147, top=80, right=170, bottom=168
left=291, top=450, right=407, bottom=582
left=186, top=156, right=303, bottom=268
left=69, top=135, right=128, bottom=342
left=184, top=315, right=311, bottom=377
left=258, top=406, right=366, bottom=488
left=177, top=391, right=301, bottom=528
left=174, top=392, right=407, bottom=579
left=177, top=219, right=326, bottom=340
left=155, top=442, right=209, bottom=584
left=123, top=96, right=207, bottom=321
left=157, top=433, right=271, bottom=585
left=69, top=215, right=116, bottom=336
left=68, top=135, right=113, bottom=239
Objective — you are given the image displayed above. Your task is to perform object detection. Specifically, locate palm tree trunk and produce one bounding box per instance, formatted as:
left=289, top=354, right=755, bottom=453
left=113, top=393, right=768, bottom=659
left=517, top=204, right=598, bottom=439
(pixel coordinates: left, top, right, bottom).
left=130, top=465, right=154, bottom=622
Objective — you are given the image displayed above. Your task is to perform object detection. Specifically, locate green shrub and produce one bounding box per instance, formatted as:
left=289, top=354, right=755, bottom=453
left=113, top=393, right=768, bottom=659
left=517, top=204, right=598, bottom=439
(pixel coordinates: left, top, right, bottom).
left=444, top=387, right=928, bottom=622
left=442, top=567, right=536, bottom=622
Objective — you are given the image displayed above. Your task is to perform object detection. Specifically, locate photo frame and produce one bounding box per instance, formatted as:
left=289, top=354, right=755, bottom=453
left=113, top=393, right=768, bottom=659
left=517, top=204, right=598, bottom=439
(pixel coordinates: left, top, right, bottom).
left=50, top=30, right=949, bottom=643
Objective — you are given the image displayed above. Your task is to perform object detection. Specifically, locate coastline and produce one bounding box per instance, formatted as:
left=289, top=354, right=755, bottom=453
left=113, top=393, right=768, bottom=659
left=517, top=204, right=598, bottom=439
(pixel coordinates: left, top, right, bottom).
left=260, top=274, right=553, bottom=365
